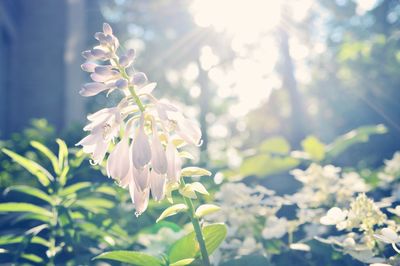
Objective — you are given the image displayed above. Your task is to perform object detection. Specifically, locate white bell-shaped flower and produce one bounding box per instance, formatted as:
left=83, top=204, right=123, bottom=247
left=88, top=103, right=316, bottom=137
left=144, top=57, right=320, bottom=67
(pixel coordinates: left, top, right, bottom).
left=129, top=180, right=149, bottom=217
left=106, top=137, right=130, bottom=181
left=131, top=116, right=152, bottom=169
left=150, top=170, right=166, bottom=201
left=150, top=124, right=168, bottom=174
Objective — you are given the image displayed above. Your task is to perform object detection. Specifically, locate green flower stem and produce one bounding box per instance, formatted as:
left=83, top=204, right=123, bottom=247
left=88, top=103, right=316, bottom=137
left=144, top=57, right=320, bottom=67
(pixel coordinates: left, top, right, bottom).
left=112, top=58, right=145, bottom=113
left=181, top=179, right=211, bottom=266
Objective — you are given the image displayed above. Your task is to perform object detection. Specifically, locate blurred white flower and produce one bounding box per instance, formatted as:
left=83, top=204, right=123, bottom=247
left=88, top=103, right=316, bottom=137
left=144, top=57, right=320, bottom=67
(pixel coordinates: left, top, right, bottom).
left=320, top=207, right=348, bottom=226
left=262, top=216, right=288, bottom=239
left=374, top=228, right=400, bottom=244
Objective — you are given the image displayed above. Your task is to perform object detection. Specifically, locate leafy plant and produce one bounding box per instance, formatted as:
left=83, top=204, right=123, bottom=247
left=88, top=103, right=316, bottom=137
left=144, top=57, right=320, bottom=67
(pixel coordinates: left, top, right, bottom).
left=0, top=139, right=120, bottom=265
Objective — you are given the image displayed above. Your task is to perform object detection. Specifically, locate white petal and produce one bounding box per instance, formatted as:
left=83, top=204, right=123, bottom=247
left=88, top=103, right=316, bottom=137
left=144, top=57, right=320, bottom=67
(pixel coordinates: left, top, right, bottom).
left=131, top=117, right=152, bottom=169
left=132, top=165, right=150, bottom=192
left=81, top=62, right=98, bottom=72
left=151, top=131, right=168, bottom=174
left=176, top=116, right=202, bottom=145
left=80, top=82, right=108, bottom=97
left=103, top=23, right=113, bottom=35
left=166, top=141, right=181, bottom=182
left=92, top=140, right=108, bottom=164
left=150, top=170, right=166, bottom=201
left=129, top=181, right=149, bottom=217
left=106, top=138, right=130, bottom=180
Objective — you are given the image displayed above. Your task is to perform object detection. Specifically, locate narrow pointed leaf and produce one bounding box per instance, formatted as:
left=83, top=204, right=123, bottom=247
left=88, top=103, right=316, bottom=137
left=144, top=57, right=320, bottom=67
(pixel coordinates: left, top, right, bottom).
left=4, top=186, right=52, bottom=205
left=2, top=148, right=54, bottom=186
left=181, top=167, right=211, bottom=177
left=195, top=204, right=220, bottom=218
left=170, top=258, right=195, bottom=266
left=0, top=203, right=53, bottom=218
left=56, top=138, right=69, bottom=171
left=30, top=141, right=60, bottom=174
left=93, top=250, right=163, bottom=266
left=156, top=204, right=188, bottom=223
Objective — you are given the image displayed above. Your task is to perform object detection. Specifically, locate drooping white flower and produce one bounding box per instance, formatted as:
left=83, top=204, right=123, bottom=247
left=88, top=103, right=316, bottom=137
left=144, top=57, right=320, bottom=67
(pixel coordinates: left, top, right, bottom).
left=106, top=137, right=130, bottom=181
left=77, top=107, right=121, bottom=164
left=150, top=170, right=166, bottom=201
left=131, top=116, right=152, bottom=169
left=132, top=165, right=150, bottom=192
left=129, top=180, right=150, bottom=217
left=150, top=124, right=167, bottom=174
left=166, top=140, right=182, bottom=183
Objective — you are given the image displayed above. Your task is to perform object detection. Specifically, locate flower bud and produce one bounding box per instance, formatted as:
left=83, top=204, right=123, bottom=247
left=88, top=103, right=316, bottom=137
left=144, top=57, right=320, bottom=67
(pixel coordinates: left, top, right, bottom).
left=79, top=82, right=108, bottom=97
left=81, top=62, right=98, bottom=72
left=103, top=23, right=113, bottom=35
left=115, top=79, right=128, bottom=89
left=132, top=72, right=148, bottom=86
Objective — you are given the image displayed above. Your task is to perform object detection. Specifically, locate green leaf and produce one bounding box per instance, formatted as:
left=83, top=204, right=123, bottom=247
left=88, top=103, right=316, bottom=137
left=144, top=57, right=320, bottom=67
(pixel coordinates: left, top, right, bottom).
left=195, top=204, right=220, bottom=218
left=93, top=250, right=163, bottom=266
left=4, top=185, right=52, bottom=204
left=0, top=235, right=49, bottom=247
left=156, top=204, right=188, bottom=223
left=168, top=223, right=227, bottom=263
left=74, top=198, right=115, bottom=213
left=170, top=258, right=195, bottom=266
left=0, top=203, right=53, bottom=218
left=59, top=182, right=91, bottom=197
left=30, top=140, right=60, bottom=174
left=301, top=136, right=325, bottom=161
left=181, top=167, right=211, bottom=177
left=326, top=124, right=387, bottom=158
left=2, top=148, right=54, bottom=186
left=179, top=183, right=209, bottom=199
left=56, top=138, right=68, bottom=169
left=239, top=154, right=299, bottom=179
left=21, top=253, right=44, bottom=263
left=58, top=165, right=69, bottom=187
left=259, top=137, right=291, bottom=154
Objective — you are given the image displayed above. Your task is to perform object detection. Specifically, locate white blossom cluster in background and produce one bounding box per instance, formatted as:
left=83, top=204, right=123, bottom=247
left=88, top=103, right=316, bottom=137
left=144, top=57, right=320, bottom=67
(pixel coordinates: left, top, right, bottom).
left=206, top=151, right=400, bottom=265
left=287, top=163, right=370, bottom=208
left=77, top=23, right=202, bottom=216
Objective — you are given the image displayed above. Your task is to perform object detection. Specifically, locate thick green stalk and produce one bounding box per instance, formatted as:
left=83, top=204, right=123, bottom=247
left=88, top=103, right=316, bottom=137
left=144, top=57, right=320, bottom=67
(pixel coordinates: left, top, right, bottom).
left=181, top=179, right=211, bottom=266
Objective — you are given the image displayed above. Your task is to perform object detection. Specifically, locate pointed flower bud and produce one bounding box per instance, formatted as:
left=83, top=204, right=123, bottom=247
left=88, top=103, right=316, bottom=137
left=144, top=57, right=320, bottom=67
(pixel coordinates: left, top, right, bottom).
left=79, top=82, right=108, bottom=97
left=81, top=62, right=98, bottom=72
left=115, top=79, right=128, bottom=89
left=132, top=72, right=148, bottom=86
left=103, top=23, right=113, bottom=35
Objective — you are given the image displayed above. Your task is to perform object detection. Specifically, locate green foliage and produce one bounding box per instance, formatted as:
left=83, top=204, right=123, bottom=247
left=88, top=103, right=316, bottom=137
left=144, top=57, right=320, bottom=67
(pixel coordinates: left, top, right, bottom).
left=0, top=140, right=120, bottom=265
left=93, top=250, right=164, bottom=266
left=168, top=223, right=227, bottom=263
left=326, top=124, right=387, bottom=159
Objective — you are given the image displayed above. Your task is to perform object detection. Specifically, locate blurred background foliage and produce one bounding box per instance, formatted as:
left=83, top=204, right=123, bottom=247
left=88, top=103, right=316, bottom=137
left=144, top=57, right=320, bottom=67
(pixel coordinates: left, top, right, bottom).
left=1, top=0, right=400, bottom=265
